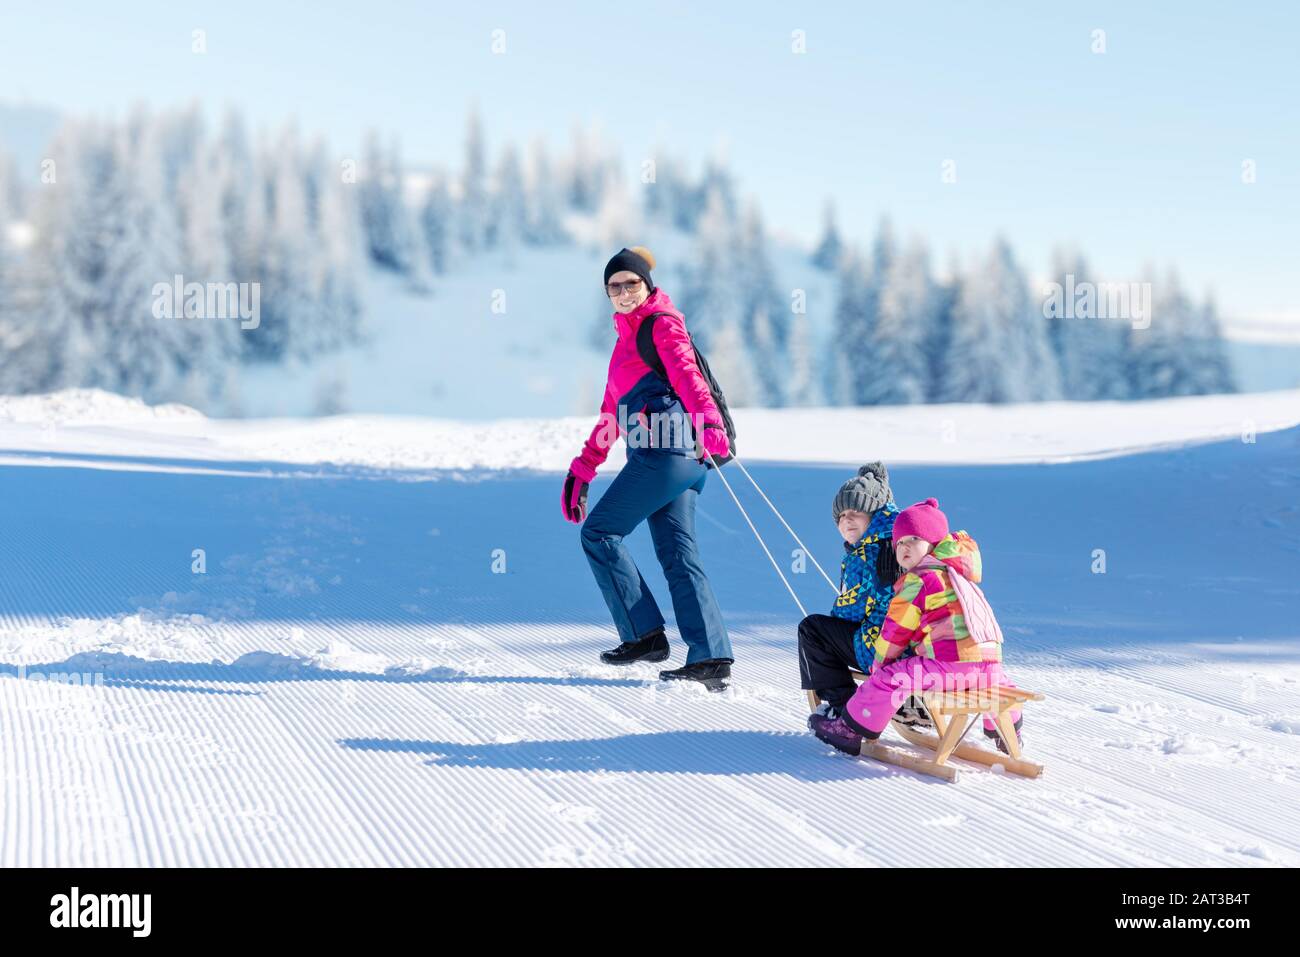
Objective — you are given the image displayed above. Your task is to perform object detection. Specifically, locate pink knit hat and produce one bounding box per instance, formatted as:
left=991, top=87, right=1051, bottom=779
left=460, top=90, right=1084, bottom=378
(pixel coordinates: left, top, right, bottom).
left=892, top=497, right=950, bottom=545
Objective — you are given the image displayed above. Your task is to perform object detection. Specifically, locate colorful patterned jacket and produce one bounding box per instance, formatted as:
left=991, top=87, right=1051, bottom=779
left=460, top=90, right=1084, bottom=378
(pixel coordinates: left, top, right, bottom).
left=829, top=502, right=899, bottom=674
left=870, top=531, right=1004, bottom=671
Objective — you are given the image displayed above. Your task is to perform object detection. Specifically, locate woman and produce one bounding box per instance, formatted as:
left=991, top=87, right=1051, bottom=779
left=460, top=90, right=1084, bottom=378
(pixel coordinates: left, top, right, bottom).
left=561, top=246, right=734, bottom=691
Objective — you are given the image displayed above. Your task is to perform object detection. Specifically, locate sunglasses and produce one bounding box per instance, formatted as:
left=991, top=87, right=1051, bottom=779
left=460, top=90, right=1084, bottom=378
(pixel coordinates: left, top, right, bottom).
left=605, top=278, right=644, bottom=297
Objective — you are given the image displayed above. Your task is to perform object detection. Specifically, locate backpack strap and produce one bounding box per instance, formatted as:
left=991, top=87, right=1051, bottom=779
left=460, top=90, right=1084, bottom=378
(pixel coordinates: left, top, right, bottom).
left=635, top=311, right=676, bottom=380
left=634, top=309, right=735, bottom=470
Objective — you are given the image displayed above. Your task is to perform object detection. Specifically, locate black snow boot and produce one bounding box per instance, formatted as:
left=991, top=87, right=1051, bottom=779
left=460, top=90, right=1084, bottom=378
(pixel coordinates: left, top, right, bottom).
left=984, top=716, right=1024, bottom=755
left=600, top=628, right=670, bottom=665
left=894, top=695, right=935, bottom=731
left=658, top=659, right=731, bottom=692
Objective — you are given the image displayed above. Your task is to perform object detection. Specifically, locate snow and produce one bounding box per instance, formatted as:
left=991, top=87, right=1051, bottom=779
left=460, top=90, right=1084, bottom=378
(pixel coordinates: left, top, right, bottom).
left=0, top=388, right=204, bottom=426
left=0, top=388, right=1297, bottom=866
left=5, top=386, right=1300, bottom=476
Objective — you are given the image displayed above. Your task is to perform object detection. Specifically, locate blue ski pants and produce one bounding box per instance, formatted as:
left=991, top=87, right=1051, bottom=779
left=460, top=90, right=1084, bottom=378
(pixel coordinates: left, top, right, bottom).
left=580, top=450, right=732, bottom=664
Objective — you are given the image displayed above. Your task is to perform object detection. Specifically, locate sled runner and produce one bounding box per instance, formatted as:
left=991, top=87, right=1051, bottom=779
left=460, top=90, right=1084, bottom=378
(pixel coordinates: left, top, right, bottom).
left=809, top=671, right=1045, bottom=782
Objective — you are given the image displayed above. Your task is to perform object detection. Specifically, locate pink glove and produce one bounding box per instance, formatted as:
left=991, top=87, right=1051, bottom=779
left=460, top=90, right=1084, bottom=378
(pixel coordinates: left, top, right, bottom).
left=561, top=470, right=589, bottom=524
left=698, top=425, right=731, bottom=465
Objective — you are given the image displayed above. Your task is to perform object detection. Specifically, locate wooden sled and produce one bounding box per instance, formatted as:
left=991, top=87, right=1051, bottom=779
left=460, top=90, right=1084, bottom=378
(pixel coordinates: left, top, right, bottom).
left=808, top=670, right=1045, bottom=782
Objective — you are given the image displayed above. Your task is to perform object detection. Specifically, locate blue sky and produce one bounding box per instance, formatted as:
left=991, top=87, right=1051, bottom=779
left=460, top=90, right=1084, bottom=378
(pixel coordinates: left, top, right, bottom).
left=2, top=1, right=1296, bottom=318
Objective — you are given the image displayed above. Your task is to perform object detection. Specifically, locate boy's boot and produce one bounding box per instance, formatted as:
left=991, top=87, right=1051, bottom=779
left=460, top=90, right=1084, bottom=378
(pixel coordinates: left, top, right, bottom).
left=983, top=716, right=1024, bottom=754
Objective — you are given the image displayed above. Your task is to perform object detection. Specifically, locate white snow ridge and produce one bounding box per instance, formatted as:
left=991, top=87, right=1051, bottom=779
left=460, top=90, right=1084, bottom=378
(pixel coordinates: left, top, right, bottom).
left=0, top=389, right=1298, bottom=866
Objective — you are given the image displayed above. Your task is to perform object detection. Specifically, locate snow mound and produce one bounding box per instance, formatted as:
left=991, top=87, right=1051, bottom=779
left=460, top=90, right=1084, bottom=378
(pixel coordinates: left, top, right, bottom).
left=1255, top=715, right=1300, bottom=735
left=0, top=389, right=205, bottom=426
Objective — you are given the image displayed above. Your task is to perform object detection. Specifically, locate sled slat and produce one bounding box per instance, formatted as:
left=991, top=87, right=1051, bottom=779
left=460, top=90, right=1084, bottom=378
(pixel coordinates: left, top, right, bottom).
left=893, top=721, right=1044, bottom=778
left=859, top=740, right=960, bottom=782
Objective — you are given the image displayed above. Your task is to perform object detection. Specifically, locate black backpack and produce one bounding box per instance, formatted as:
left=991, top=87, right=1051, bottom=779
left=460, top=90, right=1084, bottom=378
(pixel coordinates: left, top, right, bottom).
left=635, top=311, right=737, bottom=469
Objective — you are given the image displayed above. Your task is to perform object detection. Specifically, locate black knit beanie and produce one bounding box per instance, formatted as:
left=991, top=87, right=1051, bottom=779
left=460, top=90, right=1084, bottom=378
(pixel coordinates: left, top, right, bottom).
left=603, top=246, right=656, bottom=293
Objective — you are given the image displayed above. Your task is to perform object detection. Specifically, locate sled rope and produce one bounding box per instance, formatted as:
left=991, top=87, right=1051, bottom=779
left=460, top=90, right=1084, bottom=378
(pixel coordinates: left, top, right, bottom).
left=704, top=453, right=809, bottom=617
left=730, top=456, right=840, bottom=595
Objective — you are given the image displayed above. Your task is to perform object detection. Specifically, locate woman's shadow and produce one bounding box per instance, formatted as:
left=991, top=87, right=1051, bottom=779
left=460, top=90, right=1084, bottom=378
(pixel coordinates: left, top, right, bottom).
left=340, top=729, right=949, bottom=784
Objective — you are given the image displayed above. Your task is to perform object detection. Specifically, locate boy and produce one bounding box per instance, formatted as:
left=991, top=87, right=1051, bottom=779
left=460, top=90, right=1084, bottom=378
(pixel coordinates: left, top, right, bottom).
left=797, top=462, right=901, bottom=716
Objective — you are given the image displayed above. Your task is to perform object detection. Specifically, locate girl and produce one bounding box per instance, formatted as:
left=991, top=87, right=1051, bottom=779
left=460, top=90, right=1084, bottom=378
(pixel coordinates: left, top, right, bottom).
left=809, top=497, right=1023, bottom=754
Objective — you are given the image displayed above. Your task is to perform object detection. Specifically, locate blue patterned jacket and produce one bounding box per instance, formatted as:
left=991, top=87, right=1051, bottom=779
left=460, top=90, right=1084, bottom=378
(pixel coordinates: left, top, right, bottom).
left=828, top=502, right=900, bottom=674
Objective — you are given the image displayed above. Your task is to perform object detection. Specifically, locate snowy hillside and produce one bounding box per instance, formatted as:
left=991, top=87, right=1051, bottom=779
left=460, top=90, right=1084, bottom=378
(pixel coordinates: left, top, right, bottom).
left=1, top=389, right=1298, bottom=866
left=233, top=224, right=846, bottom=421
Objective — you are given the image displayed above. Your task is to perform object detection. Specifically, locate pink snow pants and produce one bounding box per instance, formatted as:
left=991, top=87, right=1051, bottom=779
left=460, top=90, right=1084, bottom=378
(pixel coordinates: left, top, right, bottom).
left=843, top=657, right=1022, bottom=737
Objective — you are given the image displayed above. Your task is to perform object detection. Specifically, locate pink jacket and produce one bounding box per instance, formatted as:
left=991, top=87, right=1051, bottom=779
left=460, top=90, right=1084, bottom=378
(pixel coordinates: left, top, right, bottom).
left=569, top=287, right=725, bottom=482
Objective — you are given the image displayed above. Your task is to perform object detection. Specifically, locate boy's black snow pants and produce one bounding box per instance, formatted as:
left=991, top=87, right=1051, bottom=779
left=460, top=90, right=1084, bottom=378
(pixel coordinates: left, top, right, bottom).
left=797, top=613, right=863, bottom=710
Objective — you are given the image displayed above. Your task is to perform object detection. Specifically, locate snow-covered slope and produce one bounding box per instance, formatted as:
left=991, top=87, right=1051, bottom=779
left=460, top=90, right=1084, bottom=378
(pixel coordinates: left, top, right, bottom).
left=227, top=224, right=845, bottom=421
left=5, top=386, right=1299, bottom=475
left=0, top=390, right=1297, bottom=866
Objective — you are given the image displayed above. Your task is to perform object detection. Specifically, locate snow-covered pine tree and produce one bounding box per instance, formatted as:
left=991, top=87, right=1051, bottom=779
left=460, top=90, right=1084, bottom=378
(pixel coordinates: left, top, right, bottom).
left=490, top=143, right=528, bottom=265
left=0, top=148, right=23, bottom=223
left=737, top=200, right=788, bottom=406
left=695, top=159, right=738, bottom=227
left=175, top=133, right=241, bottom=397
left=215, top=110, right=266, bottom=306
left=642, top=151, right=690, bottom=230
left=19, top=116, right=194, bottom=399
left=563, top=122, right=608, bottom=214
left=824, top=247, right=871, bottom=407
left=785, top=305, right=820, bottom=407
left=827, top=219, right=895, bottom=406
left=523, top=137, right=567, bottom=246
left=938, top=238, right=1061, bottom=403
left=1127, top=269, right=1237, bottom=398
left=249, top=125, right=314, bottom=361
left=676, top=182, right=745, bottom=354
left=303, top=143, right=366, bottom=356
left=0, top=150, right=12, bottom=291
left=419, top=170, right=456, bottom=274
left=1042, top=248, right=1131, bottom=400
left=1018, top=247, right=1065, bottom=402
left=704, top=316, right=757, bottom=408
left=458, top=108, right=490, bottom=253
left=811, top=199, right=843, bottom=271
left=1189, top=295, right=1237, bottom=394
left=927, top=253, right=960, bottom=389
left=5, top=122, right=102, bottom=392
left=1127, top=269, right=1187, bottom=397
left=0, top=151, right=17, bottom=386
left=594, top=164, right=639, bottom=252
left=358, top=130, right=394, bottom=267
left=359, top=131, right=428, bottom=282
left=99, top=118, right=191, bottom=400
left=862, top=240, right=937, bottom=405
left=136, top=103, right=203, bottom=207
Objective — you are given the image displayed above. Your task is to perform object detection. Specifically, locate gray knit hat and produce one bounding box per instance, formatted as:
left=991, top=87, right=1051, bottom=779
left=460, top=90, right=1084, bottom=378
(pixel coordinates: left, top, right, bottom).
left=832, top=461, right=892, bottom=522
